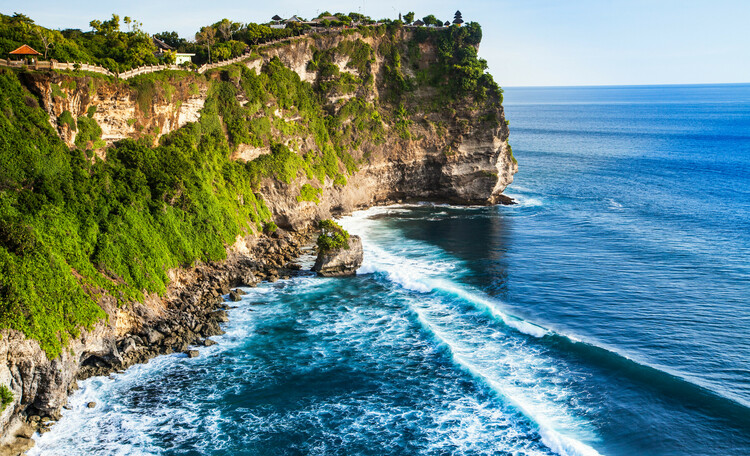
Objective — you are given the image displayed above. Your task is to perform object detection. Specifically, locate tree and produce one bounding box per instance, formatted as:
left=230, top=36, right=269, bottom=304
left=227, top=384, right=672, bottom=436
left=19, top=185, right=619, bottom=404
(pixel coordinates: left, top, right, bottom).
left=422, top=15, right=442, bottom=27
left=35, top=27, right=54, bottom=59
left=195, top=26, right=216, bottom=63
left=349, top=12, right=370, bottom=23
left=124, top=30, right=159, bottom=67
left=216, top=19, right=233, bottom=41
left=89, top=14, right=120, bottom=36
left=153, top=31, right=185, bottom=49
left=243, top=23, right=273, bottom=45
left=403, top=12, right=415, bottom=24
left=10, top=12, right=34, bottom=26
left=123, top=16, right=132, bottom=32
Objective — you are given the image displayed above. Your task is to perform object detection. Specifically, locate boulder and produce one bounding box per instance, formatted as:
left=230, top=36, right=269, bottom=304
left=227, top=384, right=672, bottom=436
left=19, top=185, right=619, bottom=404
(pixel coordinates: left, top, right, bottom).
left=311, top=235, right=363, bottom=277
left=186, top=350, right=199, bottom=358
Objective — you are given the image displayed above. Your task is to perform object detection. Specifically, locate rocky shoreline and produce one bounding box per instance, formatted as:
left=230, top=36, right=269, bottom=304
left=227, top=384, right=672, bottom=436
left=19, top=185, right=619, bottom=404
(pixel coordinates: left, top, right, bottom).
left=0, top=196, right=517, bottom=456
left=0, top=227, right=314, bottom=456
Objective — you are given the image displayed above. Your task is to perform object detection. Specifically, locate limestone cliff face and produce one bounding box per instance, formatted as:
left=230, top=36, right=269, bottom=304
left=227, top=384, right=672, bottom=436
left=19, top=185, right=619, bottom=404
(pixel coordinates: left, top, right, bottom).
left=20, top=72, right=209, bottom=154
left=248, top=29, right=516, bottom=227
left=21, top=28, right=515, bottom=219
left=1, top=28, right=516, bottom=453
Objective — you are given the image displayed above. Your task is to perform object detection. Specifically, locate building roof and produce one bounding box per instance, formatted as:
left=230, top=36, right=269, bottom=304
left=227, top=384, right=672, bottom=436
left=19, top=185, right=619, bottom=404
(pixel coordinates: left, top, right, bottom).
left=444, top=21, right=451, bottom=26
left=455, top=10, right=462, bottom=16
left=452, top=17, right=464, bottom=24
left=285, top=15, right=304, bottom=22
left=9, top=44, right=41, bottom=56
left=272, top=15, right=283, bottom=21
left=152, top=37, right=175, bottom=51
left=413, top=19, right=425, bottom=26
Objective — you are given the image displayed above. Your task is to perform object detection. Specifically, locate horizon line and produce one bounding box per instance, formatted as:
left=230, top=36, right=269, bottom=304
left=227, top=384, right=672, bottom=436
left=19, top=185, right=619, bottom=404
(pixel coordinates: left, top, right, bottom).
left=503, top=82, right=750, bottom=89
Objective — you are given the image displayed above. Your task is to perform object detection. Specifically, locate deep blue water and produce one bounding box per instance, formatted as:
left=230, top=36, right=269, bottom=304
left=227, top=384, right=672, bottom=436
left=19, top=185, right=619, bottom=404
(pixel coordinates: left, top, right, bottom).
left=31, top=84, right=750, bottom=455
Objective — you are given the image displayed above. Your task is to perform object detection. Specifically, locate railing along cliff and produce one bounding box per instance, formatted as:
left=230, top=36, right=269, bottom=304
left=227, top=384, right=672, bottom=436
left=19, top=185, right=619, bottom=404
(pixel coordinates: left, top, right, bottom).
left=0, top=58, right=116, bottom=77
left=0, top=23, right=421, bottom=80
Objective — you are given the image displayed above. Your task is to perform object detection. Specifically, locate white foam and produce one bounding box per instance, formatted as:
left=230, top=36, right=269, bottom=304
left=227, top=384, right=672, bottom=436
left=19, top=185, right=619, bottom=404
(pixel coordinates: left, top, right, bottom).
left=504, top=193, right=544, bottom=208
left=338, top=206, right=604, bottom=456
left=411, top=305, right=603, bottom=456
left=430, top=279, right=550, bottom=338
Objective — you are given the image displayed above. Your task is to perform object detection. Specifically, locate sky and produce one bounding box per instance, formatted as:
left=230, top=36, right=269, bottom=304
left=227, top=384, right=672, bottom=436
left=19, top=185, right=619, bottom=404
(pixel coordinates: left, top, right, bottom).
left=3, top=0, right=749, bottom=86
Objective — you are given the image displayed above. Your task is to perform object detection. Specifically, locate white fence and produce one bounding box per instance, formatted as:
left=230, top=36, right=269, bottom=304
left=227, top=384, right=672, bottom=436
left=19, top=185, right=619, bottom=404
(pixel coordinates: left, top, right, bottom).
left=0, top=24, right=403, bottom=80
left=0, top=58, right=116, bottom=77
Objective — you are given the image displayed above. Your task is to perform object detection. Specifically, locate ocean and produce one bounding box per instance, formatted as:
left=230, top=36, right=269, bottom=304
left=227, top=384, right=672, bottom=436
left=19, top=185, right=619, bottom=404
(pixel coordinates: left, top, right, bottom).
left=30, top=84, right=750, bottom=455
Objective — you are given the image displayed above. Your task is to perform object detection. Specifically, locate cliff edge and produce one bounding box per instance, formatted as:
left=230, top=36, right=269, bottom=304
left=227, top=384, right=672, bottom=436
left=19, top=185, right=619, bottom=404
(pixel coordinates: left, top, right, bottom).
left=0, top=22, right=515, bottom=453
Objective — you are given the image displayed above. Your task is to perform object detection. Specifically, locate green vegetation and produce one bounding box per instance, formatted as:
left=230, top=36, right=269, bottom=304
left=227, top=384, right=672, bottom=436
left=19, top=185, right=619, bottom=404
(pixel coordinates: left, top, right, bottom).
left=74, top=116, right=104, bottom=150
left=0, top=69, right=272, bottom=358
left=316, top=219, right=350, bottom=253
left=297, top=183, right=322, bottom=204
left=0, top=385, right=12, bottom=412
left=0, top=14, right=506, bottom=361
left=57, top=110, right=75, bottom=131
left=411, top=22, right=502, bottom=102
left=0, top=13, right=160, bottom=73
left=50, top=83, right=66, bottom=100
left=262, top=221, right=277, bottom=234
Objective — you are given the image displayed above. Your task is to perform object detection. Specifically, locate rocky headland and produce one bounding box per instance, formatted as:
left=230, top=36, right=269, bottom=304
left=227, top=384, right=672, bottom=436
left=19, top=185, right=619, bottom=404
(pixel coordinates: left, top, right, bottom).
left=0, top=24, right=515, bottom=454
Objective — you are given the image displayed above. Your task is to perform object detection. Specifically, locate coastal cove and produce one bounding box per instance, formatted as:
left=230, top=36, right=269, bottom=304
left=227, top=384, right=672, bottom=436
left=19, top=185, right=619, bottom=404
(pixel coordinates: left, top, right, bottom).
left=1, top=6, right=749, bottom=454
left=28, top=84, right=750, bottom=456
left=0, top=17, right=517, bottom=454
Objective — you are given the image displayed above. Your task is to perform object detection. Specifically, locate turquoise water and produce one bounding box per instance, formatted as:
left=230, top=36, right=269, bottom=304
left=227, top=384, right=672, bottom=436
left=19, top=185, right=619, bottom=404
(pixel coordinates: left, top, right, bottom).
left=31, top=84, right=750, bottom=455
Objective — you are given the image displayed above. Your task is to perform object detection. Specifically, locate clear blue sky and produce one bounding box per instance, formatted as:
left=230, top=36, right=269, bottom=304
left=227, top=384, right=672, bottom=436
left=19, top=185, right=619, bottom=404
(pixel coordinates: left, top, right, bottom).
left=4, top=0, right=749, bottom=86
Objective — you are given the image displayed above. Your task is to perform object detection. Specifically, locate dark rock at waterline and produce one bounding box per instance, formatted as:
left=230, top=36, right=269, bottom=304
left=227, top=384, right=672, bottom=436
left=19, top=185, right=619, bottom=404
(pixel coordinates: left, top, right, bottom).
left=0, top=228, right=315, bottom=453
left=312, top=235, right=363, bottom=277
left=229, top=289, right=243, bottom=302
left=493, top=194, right=517, bottom=205
left=186, top=350, right=200, bottom=358
left=285, top=262, right=302, bottom=270
left=203, top=339, right=217, bottom=347
left=86, top=402, right=96, bottom=409
left=143, top=328, right=164, bottom=345
left=211, top=310, right=229, bottom=323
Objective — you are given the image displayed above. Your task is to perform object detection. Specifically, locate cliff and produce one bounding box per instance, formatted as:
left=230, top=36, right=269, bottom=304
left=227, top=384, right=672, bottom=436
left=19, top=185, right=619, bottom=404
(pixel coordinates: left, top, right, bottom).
left=0, top=24, right=515, bottom=453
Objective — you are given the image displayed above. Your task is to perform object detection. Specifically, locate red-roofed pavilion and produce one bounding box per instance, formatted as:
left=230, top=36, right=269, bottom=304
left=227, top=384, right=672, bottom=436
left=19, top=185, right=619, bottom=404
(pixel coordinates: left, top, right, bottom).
left=9, top=44, right=42, bottom=60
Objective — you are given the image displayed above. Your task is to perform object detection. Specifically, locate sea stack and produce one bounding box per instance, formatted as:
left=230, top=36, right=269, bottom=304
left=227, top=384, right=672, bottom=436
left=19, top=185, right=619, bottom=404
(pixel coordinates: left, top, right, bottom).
left=311, top=220, right=363, bottom=277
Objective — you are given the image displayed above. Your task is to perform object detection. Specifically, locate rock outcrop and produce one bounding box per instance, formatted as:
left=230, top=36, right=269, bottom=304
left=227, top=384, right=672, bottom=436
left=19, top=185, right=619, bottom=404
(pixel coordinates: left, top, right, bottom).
left=312, top=235, right=364, bottom=277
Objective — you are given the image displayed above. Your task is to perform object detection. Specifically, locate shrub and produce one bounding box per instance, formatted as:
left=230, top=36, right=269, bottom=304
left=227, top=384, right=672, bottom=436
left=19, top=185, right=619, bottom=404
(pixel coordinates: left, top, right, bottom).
left=75, top=116, right=103, bottom=149
left=316, top=219, right=349, bottom=253
left=262, top=221, right=277, bottom=234
left=297, top=183, right=322, bottom=204
left=58, top=110, right=76, bottom=131
left=0, top=385, right=12, bottom=412
left=50, top=83, right=66, bottom=100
